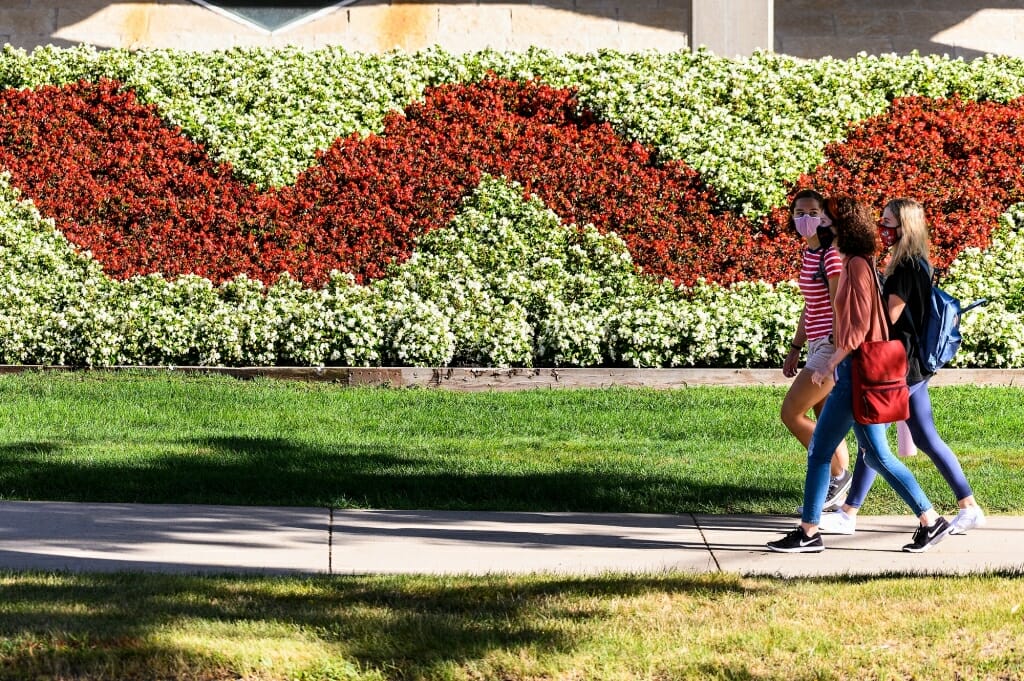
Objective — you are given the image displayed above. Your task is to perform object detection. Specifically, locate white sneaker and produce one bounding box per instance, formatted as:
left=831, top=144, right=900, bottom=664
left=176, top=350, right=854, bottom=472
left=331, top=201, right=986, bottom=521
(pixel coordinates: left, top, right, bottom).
left=818, top=509, right=856, bottom=535
left=949, top=506, right=987, bottom=535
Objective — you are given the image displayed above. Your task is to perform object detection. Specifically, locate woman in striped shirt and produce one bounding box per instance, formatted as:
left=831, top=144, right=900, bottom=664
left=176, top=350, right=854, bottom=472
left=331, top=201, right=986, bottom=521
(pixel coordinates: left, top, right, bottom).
left=780, top=189, right=851, bottom=510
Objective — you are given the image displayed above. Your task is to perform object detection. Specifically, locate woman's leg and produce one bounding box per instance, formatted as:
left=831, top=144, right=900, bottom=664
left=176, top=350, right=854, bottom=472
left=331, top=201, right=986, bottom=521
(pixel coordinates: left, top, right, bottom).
left=905, top=380, right=985, bottom=534
left=799, top=362, right=857, bottom=530
left=782, top=368, right=850, bottom=475
left=852, top=421, right=937, bottom=523
left=905, top=380, right=975, bottom=504
left=855, top=425, right=954, bottom=552
left=841, top=443, right=878, bottom=515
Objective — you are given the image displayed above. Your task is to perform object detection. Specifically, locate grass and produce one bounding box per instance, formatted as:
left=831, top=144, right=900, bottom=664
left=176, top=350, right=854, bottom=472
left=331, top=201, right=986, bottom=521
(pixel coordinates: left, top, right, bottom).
left=1, top=370, right=1023, bottom=515
left=2, top=371, right=1024, bottom=680
left=1, top=570, right=1022, bottom=680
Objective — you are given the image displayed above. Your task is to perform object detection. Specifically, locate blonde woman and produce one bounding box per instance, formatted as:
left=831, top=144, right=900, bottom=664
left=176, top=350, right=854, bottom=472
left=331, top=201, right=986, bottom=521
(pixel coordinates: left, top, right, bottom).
left=820, top=198, right=986, bottom=536
left=781, top=189, right=851, bottom=511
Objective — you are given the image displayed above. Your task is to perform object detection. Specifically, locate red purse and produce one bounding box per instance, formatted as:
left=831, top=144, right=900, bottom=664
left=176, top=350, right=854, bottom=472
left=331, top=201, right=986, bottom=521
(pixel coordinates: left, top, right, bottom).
left=850, top=258, right=910, bottom=425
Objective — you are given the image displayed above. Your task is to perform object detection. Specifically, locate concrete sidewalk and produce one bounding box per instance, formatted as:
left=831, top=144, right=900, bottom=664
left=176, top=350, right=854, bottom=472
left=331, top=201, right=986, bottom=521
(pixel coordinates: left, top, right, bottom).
left=1, top=501, right=1022, bottom=578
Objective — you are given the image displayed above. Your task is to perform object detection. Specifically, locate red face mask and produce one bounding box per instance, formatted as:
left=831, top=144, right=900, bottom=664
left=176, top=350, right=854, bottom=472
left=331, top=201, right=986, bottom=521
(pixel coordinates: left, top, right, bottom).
left=878, top=223, right=899, bottom=249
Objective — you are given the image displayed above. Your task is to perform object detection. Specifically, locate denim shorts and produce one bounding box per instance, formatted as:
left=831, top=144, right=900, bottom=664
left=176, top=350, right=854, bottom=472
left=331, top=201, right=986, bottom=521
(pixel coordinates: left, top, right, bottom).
left=804, top=336, right=836, bottom=374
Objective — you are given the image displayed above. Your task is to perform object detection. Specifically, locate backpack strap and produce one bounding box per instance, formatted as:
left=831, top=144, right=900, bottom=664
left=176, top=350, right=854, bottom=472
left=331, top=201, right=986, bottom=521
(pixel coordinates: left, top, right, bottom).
left=918, top=255, right=937, bottom=284
left=813, top=246, right=831, bottom=286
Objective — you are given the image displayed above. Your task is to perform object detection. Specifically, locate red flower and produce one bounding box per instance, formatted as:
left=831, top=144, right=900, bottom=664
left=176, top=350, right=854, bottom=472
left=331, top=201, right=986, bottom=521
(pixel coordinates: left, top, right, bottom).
left=0, top=81, right=1015, bottom=288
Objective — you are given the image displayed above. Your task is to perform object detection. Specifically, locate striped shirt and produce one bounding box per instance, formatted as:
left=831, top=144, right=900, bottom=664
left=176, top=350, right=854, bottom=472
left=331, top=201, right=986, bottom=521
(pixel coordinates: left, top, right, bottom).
left=798, top=246, right=842, bottom=341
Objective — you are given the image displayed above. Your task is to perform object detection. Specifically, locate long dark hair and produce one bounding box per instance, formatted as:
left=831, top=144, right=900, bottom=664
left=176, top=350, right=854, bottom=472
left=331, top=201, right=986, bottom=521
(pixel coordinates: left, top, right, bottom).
left=826, top=195, right=877, bottom=258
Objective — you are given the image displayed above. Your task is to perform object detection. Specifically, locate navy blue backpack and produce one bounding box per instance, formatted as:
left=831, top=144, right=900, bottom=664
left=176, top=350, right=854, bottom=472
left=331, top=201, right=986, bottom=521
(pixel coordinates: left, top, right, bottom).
left=918, top=263, right=988, bottom=373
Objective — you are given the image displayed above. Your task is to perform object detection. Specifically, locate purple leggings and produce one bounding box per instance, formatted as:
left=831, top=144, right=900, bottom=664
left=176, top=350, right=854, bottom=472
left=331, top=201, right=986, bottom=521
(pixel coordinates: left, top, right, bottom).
left=845, top=379, right=973, bottom=508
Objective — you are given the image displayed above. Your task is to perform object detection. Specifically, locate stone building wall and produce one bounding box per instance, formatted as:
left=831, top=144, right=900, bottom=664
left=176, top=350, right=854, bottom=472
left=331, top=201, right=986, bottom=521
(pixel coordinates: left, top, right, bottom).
left=774, top=1, right=1024, bottom=60
left=0, top=1, right=691, bottom=54
left=2, top=1, right=1024, bottom=59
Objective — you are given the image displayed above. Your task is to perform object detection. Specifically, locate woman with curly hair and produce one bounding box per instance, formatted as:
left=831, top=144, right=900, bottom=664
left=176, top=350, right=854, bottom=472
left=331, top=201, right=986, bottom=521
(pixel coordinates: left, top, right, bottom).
left=821, top=198, right=986, bottom=536
left=767, top=196, right=950, bottom=554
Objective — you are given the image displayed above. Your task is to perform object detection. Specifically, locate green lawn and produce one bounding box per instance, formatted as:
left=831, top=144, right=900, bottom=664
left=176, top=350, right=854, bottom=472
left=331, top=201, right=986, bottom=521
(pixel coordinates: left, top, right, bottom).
left=2, top=371, right=1024, bottom=680
left=1, top=370, right=1022, bottom=515
left=1, top=570, right=1022, bottom=681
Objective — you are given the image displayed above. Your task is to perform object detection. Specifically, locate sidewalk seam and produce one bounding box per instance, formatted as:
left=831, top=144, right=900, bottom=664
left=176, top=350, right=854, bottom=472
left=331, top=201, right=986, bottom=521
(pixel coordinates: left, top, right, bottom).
left=691, top=513, right=722, bottom=572
left=328, top=507, right=333, bottom=575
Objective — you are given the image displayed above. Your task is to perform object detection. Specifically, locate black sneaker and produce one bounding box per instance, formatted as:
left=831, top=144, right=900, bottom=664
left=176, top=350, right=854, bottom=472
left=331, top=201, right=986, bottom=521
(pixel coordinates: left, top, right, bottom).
left=823, top=469, right=853, bottom=512
left=902, top=517, right=952, bottom=553
left=767, top=527, right=825, bottom=553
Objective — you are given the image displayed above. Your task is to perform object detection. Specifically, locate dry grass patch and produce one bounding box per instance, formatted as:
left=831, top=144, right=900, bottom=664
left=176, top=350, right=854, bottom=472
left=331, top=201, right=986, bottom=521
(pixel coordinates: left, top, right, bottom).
left=1, top=571, right=1023, bottom=680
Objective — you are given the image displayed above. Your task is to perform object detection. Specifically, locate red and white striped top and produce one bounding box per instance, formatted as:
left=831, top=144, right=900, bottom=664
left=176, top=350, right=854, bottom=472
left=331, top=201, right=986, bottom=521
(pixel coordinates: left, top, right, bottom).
left=798, top=246, right=842, bottom=341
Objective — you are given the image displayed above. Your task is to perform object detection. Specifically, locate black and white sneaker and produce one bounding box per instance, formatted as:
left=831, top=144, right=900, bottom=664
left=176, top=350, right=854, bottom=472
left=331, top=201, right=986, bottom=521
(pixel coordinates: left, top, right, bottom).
left=902, top=517, right=952, bottom=553
left=767, top=527, right=825, bottom=553
left=823, top=469, right=853, bottom=512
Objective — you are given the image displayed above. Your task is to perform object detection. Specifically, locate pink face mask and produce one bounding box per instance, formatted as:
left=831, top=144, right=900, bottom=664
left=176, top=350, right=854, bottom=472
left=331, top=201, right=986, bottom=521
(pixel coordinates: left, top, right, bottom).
left=879, top=224, right=899, bottom=249
left=794, top=215, right=822, bottom=238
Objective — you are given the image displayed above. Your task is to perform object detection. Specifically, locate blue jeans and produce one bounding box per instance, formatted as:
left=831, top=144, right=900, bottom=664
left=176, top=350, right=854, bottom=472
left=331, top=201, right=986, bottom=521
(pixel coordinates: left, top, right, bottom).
left=802, top=357, right=933, bottom=525
left=845, top=378, right=973, bottom=508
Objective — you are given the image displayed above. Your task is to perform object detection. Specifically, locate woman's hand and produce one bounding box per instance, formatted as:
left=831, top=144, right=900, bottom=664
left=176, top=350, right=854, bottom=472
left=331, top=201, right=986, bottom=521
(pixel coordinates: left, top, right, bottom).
left=812, top=348, right=849, bottom=387
left=783, top=347, right=800, bottom=378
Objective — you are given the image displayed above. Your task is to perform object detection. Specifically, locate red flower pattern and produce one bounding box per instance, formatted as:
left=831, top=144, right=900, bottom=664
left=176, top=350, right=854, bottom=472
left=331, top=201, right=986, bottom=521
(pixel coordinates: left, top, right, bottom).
left=0, top=79, right=1015, bottom=287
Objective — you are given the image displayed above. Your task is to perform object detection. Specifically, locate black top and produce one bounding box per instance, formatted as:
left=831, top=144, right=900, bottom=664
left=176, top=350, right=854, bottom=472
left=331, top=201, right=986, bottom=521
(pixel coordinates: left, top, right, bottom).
left=882, top=257, right=933, bottom=385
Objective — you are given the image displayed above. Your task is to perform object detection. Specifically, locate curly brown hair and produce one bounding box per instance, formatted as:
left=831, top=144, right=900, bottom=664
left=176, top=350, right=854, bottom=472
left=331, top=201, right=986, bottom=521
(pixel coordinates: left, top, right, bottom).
left=826, top=195, right=877, bottom=258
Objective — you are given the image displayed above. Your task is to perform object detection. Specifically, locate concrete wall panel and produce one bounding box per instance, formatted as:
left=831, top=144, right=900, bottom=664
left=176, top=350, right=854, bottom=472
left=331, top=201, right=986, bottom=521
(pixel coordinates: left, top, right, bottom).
left=3, top=1, right=1024, bottom=60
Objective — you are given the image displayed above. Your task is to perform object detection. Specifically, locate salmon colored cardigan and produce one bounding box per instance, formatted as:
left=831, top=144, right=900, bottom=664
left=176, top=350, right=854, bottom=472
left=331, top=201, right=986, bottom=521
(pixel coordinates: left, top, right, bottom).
left=833, top=255, right=888, bottom=353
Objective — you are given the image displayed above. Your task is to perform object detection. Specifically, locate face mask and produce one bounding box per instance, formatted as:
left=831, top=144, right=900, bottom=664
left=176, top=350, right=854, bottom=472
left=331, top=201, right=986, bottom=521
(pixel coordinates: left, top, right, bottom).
left=816, top=225, right=835, bottom=249
left=794, top=214, right=822, bottom=238
left=879, top=224, right=899, bottom=249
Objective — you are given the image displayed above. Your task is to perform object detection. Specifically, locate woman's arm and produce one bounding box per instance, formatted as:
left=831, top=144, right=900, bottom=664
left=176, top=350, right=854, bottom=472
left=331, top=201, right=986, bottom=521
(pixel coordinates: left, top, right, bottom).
left=832, top=256, right=875, bottom=350
left=810, top=263, right=844, bottom=384
left=827, top=273, right=840, bottom=305
left=812, top=278, right=849, bottom=386
left=783, top=307, right=808, bottom=378
left=887, top=293, right=906, bottom=325
left=810, top=256, right=874, bottom=386
left=792, top=307, right=808, bottom=348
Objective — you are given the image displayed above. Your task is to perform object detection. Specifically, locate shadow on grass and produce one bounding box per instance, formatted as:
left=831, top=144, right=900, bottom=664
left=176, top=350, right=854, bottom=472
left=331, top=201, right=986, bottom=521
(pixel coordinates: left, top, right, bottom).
left=0, top=441, right=63, bottom=455
left=0, top=571, right=762, bottom=680
left=0, top=435, right=795, bottom=513
left=2, top=569, right=1021, bottom=679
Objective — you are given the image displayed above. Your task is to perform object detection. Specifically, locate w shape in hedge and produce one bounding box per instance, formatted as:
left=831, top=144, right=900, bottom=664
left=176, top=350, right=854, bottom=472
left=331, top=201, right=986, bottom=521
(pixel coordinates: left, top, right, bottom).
left=0, top=77, right=1021, bottom=291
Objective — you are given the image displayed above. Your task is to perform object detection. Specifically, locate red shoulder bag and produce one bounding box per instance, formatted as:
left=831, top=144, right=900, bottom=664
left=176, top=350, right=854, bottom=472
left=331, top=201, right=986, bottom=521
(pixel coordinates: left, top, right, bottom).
left=850, top=257, right=910, bottom=425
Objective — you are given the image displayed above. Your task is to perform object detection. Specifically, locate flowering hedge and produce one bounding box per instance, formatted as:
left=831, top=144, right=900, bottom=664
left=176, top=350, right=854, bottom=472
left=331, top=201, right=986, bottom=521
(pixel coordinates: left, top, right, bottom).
left=4, top=76, right=1022, bottom=287
left=7, top=45, right=1024, bottom=217
left=0, top=173, right=807, bottom=367
left=2, top=168, right=1020, bottom=368
left=0, top=47, right=1023, bottom=367
left=801, top=95, right=1024, bottom=267
left=0, top=76, right=792, bottom=288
